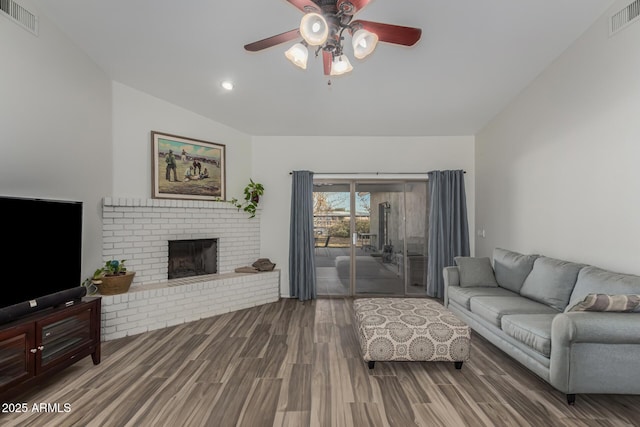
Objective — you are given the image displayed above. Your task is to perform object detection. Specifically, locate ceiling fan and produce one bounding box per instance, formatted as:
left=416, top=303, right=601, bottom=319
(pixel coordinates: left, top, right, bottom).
left=244, top=0, right=422, bottom=76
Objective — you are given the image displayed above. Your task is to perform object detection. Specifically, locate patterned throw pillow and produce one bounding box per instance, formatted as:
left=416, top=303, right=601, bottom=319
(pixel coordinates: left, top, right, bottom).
left=569, top=293, right=640, bottom=312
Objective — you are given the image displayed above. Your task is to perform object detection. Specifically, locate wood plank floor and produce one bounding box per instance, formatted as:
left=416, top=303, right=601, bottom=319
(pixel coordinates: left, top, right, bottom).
left=2, top=298, right=639, bottom=426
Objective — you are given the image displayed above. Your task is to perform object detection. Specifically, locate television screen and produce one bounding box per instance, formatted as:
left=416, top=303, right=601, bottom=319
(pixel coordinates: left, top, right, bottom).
left=0, top=196, right=83, bottom=309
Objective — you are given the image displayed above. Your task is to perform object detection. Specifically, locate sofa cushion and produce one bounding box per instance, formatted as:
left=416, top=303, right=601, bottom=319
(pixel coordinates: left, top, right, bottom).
left=469, top=296, right=559, bottom=328
left=567, top=293, right=640, bottom=313
left=519, top=257, right=584, bottom=311
left=493, top=248, right=539, bottom=293
left=447, top=286, right=518, bottom=310
left=454, top=257, right=498, bottom=287
left=501, top=314, right=556, bottom=358
left=566, top=266, right=640, bottom=312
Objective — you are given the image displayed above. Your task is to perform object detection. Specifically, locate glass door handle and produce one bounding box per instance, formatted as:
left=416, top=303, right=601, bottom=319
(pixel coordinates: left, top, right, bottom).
left=352, top=233, right=358, bottom=245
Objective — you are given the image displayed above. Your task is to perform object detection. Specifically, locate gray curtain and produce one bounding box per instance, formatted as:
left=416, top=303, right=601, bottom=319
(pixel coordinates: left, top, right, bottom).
left=289, top=170, right=316, bottom=301
left=426, top=170, right=470, bottom=298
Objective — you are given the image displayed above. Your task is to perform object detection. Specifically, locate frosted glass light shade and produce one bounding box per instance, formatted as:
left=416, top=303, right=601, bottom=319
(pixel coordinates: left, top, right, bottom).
left=352, top=29, right=378, bottom=59
left=300, top=13, right=329, bottom=46
left=285, top=43, right=308, bottom=69
left=330, top=55, right=353, bottom=76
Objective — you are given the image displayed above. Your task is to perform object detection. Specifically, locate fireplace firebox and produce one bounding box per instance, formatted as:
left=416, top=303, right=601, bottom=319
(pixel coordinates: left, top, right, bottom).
left=168, top=238, right=217, bottom=279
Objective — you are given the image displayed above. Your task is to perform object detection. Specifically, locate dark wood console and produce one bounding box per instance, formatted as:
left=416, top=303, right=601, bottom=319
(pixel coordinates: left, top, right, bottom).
left=0, top=297, right=101, bottom=402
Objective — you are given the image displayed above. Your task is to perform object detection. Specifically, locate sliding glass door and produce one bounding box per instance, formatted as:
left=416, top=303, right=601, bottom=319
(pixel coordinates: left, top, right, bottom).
left=314, top=182, right=352, bottom=296
left=403, top=181, right=429, bottom=296
left=314, top=179, right=429, bottom=297
left=354, top=182, right=405, bottom=295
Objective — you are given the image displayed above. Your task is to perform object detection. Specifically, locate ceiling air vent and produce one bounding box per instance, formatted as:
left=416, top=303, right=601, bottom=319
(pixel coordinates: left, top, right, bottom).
left=610, top=0, right=640, bottom=36
left=0, top=0, right=38, bottom=36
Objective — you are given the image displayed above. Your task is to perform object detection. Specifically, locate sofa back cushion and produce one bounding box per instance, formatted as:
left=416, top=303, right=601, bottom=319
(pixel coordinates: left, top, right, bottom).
left=454, top=257, right=499, bottom=287
left=566, top=266, right=640, bottom=312
left=493, top=248, right=538, bottom=293
left=519, top=257, right=584, bottom=311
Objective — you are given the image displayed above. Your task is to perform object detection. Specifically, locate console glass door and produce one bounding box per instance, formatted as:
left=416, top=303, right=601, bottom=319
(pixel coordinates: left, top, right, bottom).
left=38, top=309, right=92, bottom=372
left=0, top=324, right=34, bottom=389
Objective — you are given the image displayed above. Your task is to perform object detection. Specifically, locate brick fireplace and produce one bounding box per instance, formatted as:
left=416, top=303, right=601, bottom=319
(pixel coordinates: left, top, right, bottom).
left=102, top=197, right=262, bottom=284
left=98, top=197, right=280, bottom=341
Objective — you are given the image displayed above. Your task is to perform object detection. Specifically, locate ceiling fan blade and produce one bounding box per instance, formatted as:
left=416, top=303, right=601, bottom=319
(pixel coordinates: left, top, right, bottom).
left=337, top=0, right=371, bottom=15
left=323, top=50, right=331, bottom=75
left=244, top=29, right=301, bottom=52
left=286, top=0, right=321, bottom=13
left=351, top=20, right=422, bottom=46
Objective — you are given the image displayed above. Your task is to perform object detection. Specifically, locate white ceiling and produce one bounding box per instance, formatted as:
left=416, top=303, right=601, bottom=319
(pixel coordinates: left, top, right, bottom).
left=33, top=0, right=615, bottom=136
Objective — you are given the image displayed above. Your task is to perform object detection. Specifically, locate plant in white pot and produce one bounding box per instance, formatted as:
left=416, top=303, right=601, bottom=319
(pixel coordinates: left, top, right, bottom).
left=92, top=260, right=135, bottom=295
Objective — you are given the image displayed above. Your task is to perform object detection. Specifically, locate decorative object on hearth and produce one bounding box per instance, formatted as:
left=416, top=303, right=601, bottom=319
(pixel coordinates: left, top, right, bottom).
left=228, top=179, right=265, bottom=218
left=234, top=258, right=276, bottom=273
left=235, top=266, right=260, bottom=274
left=244, top=0, right=421, bottom=78
left=151, top=131, right=226, bottom=201
left=252, top=258, right=277, bottom=271
left=92, top=260, right=136, bottom=295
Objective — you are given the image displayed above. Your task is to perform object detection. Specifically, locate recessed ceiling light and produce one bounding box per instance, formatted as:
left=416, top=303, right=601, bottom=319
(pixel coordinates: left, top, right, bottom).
left=221, top=81, right=234, bottom=91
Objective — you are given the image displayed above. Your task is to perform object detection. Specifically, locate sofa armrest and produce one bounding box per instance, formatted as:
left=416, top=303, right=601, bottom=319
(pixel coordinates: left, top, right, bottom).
left=443, top=266, right=460, bottom=307
left=550, top=312, right=640, bottom=394
left=552, top=312, right=640, bottom=344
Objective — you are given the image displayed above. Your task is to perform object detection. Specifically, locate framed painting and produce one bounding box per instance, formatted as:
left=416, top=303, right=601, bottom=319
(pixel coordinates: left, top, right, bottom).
left=151, top=131, right=226, bottom=201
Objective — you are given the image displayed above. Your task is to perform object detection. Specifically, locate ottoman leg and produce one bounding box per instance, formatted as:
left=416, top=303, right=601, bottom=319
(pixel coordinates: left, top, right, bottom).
left=368, top=361, right=375, bottom=369
left=454, top=361, right=463, bottom=370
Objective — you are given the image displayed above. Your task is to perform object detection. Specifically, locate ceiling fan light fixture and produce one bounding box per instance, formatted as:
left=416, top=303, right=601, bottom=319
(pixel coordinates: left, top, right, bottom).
left=285, top=43, right=309, bottom=69
left=244, top=1, right=422, bottom=79
left=299, top=12, right=329, bottom=46
left=352, top=29, right=378, bottom=59
left=330, top=55, right=353, bottom=76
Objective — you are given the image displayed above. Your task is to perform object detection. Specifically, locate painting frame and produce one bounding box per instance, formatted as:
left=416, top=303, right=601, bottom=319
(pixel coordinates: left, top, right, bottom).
left=151, top=131, right=226, bottom=201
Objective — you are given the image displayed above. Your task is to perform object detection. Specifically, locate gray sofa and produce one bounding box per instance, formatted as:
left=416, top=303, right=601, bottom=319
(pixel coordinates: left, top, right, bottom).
left=443, top=248, right=640, bottom=404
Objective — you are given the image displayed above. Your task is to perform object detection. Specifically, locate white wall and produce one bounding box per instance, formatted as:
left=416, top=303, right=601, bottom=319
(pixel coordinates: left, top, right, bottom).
left=112, top=82, right=252, bottom=199
left=252, top=136, right=475, bottom=297
left=476, top=0, right=640, bottom=275
left=0, top=2, right=112, bottom=281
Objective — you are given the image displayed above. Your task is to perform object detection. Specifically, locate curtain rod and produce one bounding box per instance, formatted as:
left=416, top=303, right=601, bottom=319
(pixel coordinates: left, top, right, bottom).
left=288, top=171, right=466, bottom=175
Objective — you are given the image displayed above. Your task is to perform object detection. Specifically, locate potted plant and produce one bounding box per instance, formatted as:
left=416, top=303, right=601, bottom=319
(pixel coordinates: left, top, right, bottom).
left=229, top=179, right=265, bottom=218
left=91, top=259, right=136, bottom=295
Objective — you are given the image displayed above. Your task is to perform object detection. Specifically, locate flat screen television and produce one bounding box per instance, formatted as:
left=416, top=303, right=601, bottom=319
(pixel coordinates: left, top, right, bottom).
left=0, top=195, right=83, bottom=309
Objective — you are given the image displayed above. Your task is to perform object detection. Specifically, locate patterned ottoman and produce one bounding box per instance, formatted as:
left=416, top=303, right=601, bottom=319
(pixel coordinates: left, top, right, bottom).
left=353, top=298, right=470, bottom=369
